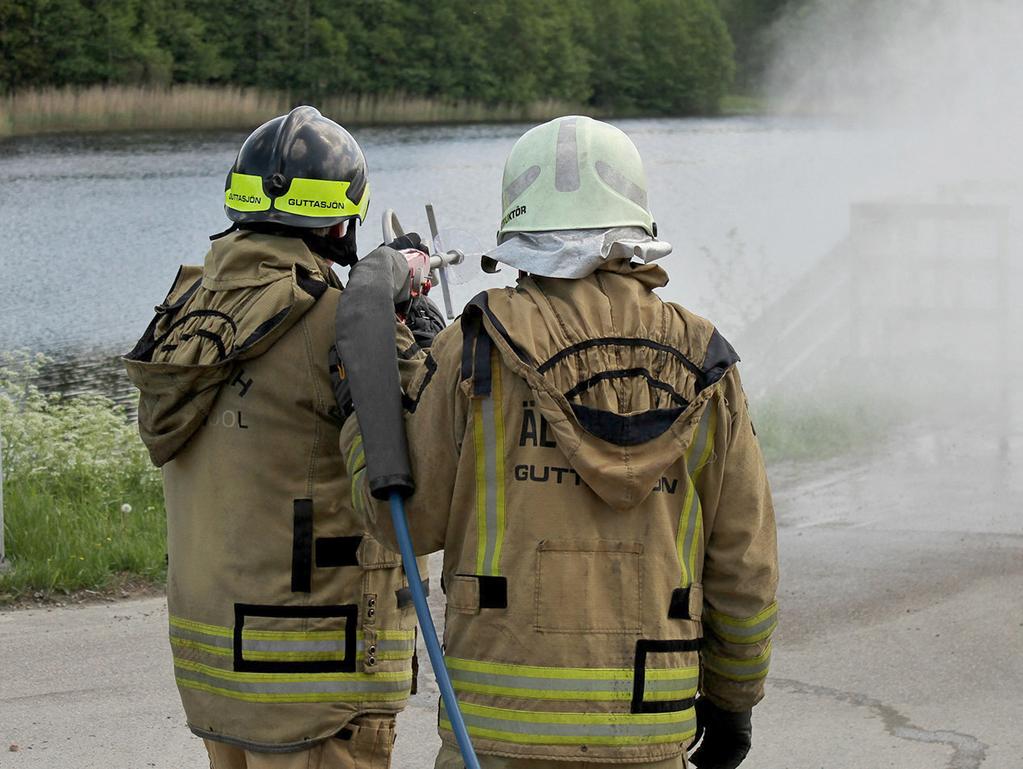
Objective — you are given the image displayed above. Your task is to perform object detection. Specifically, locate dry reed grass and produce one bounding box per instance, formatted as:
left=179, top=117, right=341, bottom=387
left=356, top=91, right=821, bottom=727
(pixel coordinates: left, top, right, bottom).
left=0, top=85, right=587, bottom=136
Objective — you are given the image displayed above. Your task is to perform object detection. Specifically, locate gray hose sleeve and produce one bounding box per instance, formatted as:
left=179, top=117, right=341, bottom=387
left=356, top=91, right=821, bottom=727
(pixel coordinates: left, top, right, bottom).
left=335, top=247, right=414, bottom=499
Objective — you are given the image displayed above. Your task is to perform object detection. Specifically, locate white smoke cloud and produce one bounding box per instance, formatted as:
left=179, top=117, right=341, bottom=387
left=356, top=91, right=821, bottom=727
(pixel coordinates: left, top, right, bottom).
left=766, top=0, right=1023, bottom=186
left=734, top=0, right=1023, bottom=439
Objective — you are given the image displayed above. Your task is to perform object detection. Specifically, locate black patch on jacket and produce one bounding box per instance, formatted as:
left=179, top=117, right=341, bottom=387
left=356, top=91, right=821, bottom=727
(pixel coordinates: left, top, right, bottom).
left=668, top=586, right=692, bottom=620
left=632, top=638, right=701, bottom=714
left=395, top=578, right=430, bottom=609
left=453, top=574, right=508, bottom=609
left=291, top=499, right=314, bottom=593
left=233, top=603, right=357, bottom=674
left=315, top=536, right=362, bottom=568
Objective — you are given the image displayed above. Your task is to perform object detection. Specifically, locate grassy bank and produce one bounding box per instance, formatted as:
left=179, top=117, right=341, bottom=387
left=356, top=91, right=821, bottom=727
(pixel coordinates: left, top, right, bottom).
left=719, top=93, right=770, bottom=116
left=754, top=389, right=892, bottom=464
left=0, top=85, right=765, bottom=139
left=1, top=349, right=891, bottom=602
left=0, top=85, right=589, bottom=138
left=0, top=354, right=165, bottom=603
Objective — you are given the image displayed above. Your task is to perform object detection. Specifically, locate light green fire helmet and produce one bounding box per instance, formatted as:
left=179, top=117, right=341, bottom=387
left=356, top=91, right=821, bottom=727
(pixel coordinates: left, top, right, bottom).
left=497, top=115, right=655, bottom=240
left=485, top=116, right=667, bottom=278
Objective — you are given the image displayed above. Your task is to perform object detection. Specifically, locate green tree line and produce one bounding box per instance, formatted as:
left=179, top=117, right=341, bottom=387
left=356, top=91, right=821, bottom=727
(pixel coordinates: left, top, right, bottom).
left=714, top=0, right=799, bottom=91
left=0, top=0, right=743, bottom=114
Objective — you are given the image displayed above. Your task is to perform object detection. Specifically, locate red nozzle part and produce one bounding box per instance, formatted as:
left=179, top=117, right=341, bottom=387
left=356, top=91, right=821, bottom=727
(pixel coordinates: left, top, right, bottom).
left=401, top=248, right=432, bottom=296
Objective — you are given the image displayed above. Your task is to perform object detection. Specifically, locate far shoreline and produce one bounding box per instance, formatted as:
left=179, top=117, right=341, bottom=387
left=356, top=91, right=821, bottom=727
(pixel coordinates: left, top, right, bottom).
left=0, top=85, right=768, bottom=140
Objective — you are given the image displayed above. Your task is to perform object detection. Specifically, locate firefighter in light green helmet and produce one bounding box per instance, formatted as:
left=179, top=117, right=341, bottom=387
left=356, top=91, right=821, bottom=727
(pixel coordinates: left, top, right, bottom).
left=124, top=106, right=441, bottom=769
left=341, top=115, right=779, bottom=769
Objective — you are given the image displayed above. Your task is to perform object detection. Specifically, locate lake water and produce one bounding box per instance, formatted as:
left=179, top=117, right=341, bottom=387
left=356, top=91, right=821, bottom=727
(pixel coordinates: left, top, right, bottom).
left=0, top=116, right=973, bottom=401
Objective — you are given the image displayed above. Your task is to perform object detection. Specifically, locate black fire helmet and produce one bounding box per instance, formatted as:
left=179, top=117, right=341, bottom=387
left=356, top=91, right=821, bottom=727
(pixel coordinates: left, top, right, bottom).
left=224, top=105, right=370, bottom=230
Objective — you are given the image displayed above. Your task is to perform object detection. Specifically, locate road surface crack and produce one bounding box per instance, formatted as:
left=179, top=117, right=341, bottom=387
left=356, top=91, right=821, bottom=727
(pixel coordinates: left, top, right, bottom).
left=770, top=678, right=987, bottom=769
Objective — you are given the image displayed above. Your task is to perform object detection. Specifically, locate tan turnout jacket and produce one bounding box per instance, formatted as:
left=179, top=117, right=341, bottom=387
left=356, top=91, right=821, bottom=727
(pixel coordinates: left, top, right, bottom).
left=343, top=258, right=779, bottom=763
left=124, top=230, right=422, bottom=752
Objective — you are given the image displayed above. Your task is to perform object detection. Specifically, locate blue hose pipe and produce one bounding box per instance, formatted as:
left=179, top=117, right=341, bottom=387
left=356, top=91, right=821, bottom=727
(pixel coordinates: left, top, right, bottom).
left=389, top=492, right=481, bottom=769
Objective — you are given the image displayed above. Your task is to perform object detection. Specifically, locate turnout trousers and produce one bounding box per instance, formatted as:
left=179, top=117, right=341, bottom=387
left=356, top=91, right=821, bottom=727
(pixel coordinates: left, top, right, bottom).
left=205, top=715, right=396, bottom=769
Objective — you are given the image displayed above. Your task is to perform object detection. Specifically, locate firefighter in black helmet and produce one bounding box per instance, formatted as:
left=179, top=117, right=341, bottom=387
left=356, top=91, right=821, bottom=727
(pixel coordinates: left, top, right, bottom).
left=125, top=106, right=440, bottom=769
left=224, top=104, right=370, bottom=262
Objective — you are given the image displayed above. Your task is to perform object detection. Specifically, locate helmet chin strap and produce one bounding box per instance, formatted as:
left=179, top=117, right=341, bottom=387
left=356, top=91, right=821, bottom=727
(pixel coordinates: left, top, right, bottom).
left=209, top=222, right=240, bottom=241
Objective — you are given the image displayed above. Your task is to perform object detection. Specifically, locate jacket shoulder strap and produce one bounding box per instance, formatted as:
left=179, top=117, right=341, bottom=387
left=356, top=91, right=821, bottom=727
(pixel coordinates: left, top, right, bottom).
left=460, top=293, right=494, bottom=397
left=697, top=328, right=740, bottom=393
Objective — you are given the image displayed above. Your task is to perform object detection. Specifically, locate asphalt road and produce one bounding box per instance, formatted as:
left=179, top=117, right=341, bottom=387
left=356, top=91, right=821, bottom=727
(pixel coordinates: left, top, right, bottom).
left=2, top=428, right=1021, bottom=769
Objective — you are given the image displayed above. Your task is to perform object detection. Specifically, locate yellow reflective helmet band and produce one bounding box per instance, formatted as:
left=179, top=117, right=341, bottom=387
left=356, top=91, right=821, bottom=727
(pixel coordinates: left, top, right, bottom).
left=225, top=172, right=271, bottom=212
left=273, top=177, right=370, bottom=221
left=225, top=173, right=370, bottom=222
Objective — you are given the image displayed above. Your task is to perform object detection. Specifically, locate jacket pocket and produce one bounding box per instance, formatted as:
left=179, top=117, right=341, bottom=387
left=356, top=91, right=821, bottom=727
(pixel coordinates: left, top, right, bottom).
left=668, top=582, right=705, bottom=626
left=357, top=535, right=401, bottom=569
left=447, top=575, right=481, bottom=615
left=325, top=714, right=396, bottom=769
left=688, top=582, right=704, bottom=623
left=534, top=539, right=643, bottom=634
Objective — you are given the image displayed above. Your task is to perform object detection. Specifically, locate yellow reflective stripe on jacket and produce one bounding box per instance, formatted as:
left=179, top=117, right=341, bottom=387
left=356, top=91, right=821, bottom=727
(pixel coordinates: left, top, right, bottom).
left=676, top=404, right=716, bottom=586
left=170, top=615, right=231, bottom=637
left=675, top=479, right=702, bottom=589
left=351, top=467, right=367, bottom=517
left=171, top=635, right=414, bottom=663
left=169, top=616, right=414, bottom=661
left=346, top=434, right=364, bottom=477
left=170, top=616, right=414, bottom=703
left=172, top=614, right=350, bottom=643
left=360, top=632, right=415, bottom=662
left=446, top=657, right=698, bottom=702
left=686, top=404, right=717, bottom=477
left=473, top=351, right=507, bottom=576
left=702, top=643, right=772, bottom=682
left=440, top=701, right=696, bottom=746
left=171, top=615, right=416, bottom=647
left=174, top=659, right=411, bottom=703
left=173, top=637, right=345, bottom=663
left=706, top=602, right=778, bottom=645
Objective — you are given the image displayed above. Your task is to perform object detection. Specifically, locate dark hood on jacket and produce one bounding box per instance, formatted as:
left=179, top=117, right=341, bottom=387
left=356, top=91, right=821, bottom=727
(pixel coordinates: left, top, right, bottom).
left=462, top=258, right=738, bottom=510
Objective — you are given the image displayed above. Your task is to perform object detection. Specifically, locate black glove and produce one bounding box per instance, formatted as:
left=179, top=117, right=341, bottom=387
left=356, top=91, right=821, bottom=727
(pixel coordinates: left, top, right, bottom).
left=328, top=345, right=354, bottom=425
left=689, top=699, right=753, bottom=769
left=382, top=232, right=427, bottom=253
left=404, top=294, right=446, bottom=348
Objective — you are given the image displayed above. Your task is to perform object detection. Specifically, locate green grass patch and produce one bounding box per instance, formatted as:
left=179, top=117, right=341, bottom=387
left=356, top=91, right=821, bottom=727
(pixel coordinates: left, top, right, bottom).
left=719, top=93, right=770, bottom=116
left=0, top=349, right=894, bottom=601
left=1, top=353, right=165, bottom=603
left=753, top=389, right=893, bottom=464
